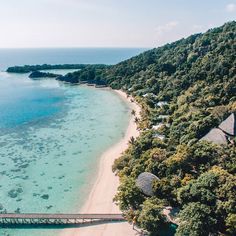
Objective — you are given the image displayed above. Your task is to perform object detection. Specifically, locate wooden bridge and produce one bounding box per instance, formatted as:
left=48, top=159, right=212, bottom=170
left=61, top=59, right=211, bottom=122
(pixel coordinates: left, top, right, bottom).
left=0, top=213, right=125, bottom=226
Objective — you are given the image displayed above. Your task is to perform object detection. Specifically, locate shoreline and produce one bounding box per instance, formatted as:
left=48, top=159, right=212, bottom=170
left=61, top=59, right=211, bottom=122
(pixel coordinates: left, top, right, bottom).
left=60, top=90, right=141, bottom=236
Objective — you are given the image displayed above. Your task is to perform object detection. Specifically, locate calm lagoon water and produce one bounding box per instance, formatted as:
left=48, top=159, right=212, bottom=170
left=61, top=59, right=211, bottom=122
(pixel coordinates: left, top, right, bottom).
left=0, top=72, right=131, bottom=236
left=0, top=48, right=145, bottom=236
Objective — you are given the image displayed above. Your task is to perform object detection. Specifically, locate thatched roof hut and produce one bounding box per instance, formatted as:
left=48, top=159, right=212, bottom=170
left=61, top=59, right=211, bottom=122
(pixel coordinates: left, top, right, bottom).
left=201, top=128, right=228, bottom=145
left=219, top=113, right=236, bottom=136
left=136, top=172, right=159, bottom=196
left=200, top=113, right=236, bottom=145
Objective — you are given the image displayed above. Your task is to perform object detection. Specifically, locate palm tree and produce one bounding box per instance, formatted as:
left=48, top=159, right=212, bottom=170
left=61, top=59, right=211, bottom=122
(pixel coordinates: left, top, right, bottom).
left=131, top=110, right=136, bottom=116
left=129, top=136, right=135, bottom=145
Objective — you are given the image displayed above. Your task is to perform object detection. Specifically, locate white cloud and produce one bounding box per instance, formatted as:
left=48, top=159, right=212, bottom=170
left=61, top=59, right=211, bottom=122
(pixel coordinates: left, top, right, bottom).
left=156, top=21, right=179, bottom=35
left=226, top=3, right=236, bottom=12
left=193, top=24, right=204, bottom=31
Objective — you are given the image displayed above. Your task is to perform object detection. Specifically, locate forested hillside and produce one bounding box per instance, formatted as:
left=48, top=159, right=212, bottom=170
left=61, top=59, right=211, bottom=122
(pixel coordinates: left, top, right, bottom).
left=60, top=22, right=236, bottom=235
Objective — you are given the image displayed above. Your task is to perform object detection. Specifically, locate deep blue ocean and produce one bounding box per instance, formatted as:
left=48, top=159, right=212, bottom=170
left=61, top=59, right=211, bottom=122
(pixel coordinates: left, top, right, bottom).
left=0, top=48, right=146, bottom=70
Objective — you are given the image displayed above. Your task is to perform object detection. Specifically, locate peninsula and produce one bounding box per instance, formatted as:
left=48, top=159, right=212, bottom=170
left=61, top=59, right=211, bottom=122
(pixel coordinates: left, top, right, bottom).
left=29, top=71, right=60, bottom=79
left=6, top=64, right=101, bottom=73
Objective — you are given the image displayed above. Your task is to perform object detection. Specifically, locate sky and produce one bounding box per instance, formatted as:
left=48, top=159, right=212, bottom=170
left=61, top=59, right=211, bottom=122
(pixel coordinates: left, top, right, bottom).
left=0, top=0, right=235, bottom=48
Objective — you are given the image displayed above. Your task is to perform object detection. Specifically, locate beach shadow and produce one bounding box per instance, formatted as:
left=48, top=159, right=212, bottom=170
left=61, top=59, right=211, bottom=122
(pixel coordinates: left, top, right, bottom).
left=0, top=219, right=126, bottom=230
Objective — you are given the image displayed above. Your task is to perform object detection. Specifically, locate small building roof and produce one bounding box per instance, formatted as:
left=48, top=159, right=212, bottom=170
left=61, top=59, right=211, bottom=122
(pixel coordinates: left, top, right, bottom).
left=153, top=133, right=165, bottom=140
left=219, top=113, right=236, bottom=136
left=156, top=101, right=168, bottom=107
left=201, top=128, right=228, bottom=145
left=136, top=172, right=159, bottom=196
left=142, top=93, right=157, bottom=98
left=152, top=123, right=164, bottom=130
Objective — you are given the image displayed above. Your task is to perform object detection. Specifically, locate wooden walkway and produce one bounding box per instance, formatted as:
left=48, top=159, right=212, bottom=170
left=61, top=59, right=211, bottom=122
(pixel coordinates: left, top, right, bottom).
left=0, top=213, right=125, bottom=225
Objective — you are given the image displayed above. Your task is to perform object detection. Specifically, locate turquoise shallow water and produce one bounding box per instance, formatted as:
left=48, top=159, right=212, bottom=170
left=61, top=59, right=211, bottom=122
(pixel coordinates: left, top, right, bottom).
left=0, top=71, right=131, bottom=236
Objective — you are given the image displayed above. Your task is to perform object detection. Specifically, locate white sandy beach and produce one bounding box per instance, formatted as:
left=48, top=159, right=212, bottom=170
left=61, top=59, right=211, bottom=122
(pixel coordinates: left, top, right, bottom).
left=60, top=90, right=141, bottom=236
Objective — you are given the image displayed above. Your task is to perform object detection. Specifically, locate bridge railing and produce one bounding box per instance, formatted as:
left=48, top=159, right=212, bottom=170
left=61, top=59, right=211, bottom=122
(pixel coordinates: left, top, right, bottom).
left=0, top=213, right=125, bottom=225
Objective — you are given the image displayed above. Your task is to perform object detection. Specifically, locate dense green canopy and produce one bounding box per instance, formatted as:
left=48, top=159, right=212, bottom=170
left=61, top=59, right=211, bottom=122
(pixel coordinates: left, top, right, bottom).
left=54, top=22, right=236, bottom=235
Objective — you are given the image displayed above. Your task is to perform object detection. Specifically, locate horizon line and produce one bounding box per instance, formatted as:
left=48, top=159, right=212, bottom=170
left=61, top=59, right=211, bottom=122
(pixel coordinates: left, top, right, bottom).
left=0, top=47, right=151, bottom=50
